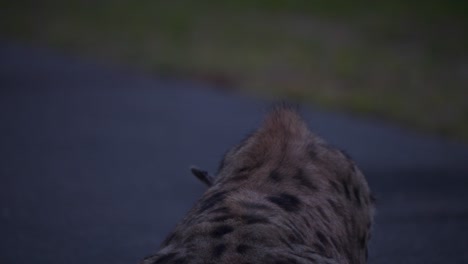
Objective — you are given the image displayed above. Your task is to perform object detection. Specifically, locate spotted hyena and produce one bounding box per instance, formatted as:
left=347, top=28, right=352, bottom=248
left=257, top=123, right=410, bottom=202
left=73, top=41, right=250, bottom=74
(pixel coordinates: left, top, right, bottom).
left=142, top=105, right=375, bottom=264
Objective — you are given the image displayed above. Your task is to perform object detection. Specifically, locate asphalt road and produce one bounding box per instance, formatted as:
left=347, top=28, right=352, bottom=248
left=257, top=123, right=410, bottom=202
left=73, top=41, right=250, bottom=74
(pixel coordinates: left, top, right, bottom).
left=1, top=41, right=468, bottom=264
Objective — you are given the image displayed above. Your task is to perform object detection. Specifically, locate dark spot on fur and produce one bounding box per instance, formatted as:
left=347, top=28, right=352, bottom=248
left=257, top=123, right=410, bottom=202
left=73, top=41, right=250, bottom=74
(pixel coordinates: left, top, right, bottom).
left=307, top=144, right=318, bottom=159
left=353, top=186, right=362, bottom=206
left=211, top=225, right=234, bottom=238
left=210, top=215, right=232, bottom=222
left=293, top=168, right=317, bottom=191
left=269, top=169, right=283, bottom=182
left=231, top=174, right=249, bottom=182
left=341, top=179, right=351, bottom=200
left=172, top=257, right=188, bottom=264
left=241, top=214, right=270, bottom=225
left=154, top=252, right=177, bottom=264
left=288, top=234, right=304, bottom=244
left=274, top=258, right=298, bottom=264
left=316, top=231, right=329, bottom=247
left=267, top=193, right=302, bottom=212
left=199, top=190, right=229, bottom=213
left=238, top=201, right=273, bottom=211
left=183, top=235, right=195, bottom=244
left=236, top=244, right=250, bottom=254
left=237, top=167, right=250, bottom=174
left=212, top=243, right=227, bottom=258
left=359, top=234, right=366, bottom=249
left=211, top=206, right=230, bottom=214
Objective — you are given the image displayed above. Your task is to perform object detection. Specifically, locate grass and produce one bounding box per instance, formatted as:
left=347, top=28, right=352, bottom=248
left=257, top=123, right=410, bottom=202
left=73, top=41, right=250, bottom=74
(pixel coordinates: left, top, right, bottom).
left=1, top=0, right=467, bottom=141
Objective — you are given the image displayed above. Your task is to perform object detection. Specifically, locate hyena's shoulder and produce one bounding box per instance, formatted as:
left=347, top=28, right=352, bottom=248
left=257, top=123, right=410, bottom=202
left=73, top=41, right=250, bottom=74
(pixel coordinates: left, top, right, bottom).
left=142, top=105, right=375, bottom=264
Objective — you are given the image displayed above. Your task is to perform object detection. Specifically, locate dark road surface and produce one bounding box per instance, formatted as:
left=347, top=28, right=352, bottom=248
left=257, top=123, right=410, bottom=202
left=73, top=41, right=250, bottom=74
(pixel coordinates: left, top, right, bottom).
left=1, top=42, right=468, bottom=264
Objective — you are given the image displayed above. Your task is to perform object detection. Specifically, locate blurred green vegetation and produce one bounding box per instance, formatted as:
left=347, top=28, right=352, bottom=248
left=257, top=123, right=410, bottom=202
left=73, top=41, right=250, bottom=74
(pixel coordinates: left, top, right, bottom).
left=1, top=0, right=467, bottom=140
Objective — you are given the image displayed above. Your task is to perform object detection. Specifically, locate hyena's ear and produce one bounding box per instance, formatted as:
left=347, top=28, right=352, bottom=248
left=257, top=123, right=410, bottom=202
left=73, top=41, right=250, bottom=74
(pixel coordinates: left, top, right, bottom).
left=190, top=166, right=214, bottom=187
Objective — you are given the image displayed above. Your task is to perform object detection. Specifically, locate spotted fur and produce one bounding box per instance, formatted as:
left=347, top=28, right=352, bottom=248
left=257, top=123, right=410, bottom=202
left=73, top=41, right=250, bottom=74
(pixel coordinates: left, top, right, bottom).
left=142, top=105, right=375, bottom=264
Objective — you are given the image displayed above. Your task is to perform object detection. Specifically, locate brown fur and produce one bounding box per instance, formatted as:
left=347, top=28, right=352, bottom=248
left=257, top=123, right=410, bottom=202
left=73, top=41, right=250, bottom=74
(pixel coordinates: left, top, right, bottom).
left=142, top=105, right=375, bottom=264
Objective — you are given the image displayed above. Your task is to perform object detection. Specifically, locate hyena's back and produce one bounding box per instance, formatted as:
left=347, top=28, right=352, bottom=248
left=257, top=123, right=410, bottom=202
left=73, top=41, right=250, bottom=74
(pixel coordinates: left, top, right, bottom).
left=142, top=106, right=375, bottom=264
